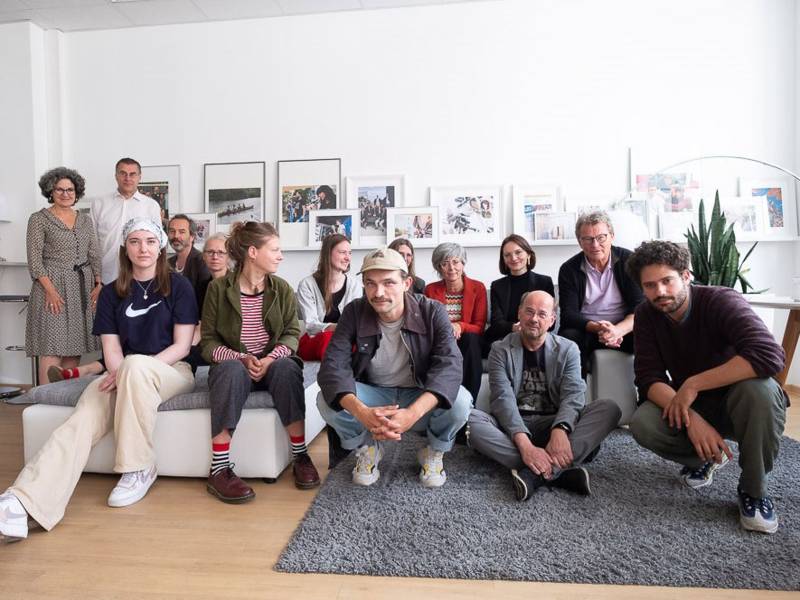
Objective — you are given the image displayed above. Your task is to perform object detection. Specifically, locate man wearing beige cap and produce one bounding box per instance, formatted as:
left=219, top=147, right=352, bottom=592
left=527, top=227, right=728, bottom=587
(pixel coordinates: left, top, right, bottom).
left=317, top=247, right=471, bottom=488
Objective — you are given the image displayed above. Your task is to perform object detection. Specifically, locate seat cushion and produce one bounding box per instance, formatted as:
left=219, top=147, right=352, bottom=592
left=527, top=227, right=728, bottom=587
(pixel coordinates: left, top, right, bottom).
left=10, top=362, right=321, bottom=411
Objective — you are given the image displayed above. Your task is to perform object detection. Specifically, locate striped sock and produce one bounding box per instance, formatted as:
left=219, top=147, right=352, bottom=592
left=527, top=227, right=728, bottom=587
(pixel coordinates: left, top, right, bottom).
left=211, top=442, right=230, bottom=475
left=290, top=435, right=307, bottom=457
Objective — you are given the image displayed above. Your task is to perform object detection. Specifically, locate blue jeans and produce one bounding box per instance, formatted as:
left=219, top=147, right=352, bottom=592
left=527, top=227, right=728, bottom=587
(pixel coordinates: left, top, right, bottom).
left=316, top=383, right=472, bottom=453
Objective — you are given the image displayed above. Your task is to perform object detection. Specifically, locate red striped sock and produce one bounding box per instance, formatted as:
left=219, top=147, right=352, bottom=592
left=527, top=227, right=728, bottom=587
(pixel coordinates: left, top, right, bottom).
left=63, top=368, right=80, bottom=379
left=290, top=435, right=307, bottom=457
left=211, top=442, right=231, bottom=475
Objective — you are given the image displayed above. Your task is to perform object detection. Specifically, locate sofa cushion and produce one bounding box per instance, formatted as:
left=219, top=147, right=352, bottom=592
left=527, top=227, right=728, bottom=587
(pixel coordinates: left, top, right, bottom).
left=8, top=362, right=321, bottom=411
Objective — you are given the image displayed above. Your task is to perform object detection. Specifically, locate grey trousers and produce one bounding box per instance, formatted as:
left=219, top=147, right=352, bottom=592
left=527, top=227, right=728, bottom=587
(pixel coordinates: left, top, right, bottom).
left=629, top=378, right=786, bottom=497
left=467, top=399, right=621, bottom=471
left=208, top=358, right=305, bottom=437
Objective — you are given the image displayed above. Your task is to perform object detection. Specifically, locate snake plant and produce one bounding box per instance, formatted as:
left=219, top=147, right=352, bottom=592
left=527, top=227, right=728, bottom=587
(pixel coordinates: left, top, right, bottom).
left=684, top=191, right=759, bottom=293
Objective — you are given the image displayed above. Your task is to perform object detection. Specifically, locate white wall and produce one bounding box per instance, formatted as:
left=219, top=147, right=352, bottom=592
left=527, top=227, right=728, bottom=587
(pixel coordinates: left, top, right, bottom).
left=0, top=0, right=797, bottom=383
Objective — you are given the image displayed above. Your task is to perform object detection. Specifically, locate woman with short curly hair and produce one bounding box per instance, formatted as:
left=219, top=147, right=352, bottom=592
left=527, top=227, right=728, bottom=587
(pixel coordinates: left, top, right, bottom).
left=26, top=166, right=102, bottom=384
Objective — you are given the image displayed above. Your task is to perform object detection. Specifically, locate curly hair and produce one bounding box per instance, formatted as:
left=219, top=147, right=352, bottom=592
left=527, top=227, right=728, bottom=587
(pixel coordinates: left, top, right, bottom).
left=38, top=167, right=86, bottom=203
left=626, top=240, right=691, bottom=286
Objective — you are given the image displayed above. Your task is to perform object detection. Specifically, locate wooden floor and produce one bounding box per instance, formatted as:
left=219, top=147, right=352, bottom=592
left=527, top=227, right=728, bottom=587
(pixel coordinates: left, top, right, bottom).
left=1, top=396, right=798, bottom=600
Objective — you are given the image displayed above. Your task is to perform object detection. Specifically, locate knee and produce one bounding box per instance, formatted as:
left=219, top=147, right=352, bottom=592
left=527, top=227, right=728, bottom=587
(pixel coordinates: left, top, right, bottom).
left=729, top=379, right=785, bottom=416
left=594, top=398, right=622, bottom=425
left=629, top=402, right=659, bottom=446
left=117, top=354, right=151, bottom=378
left=449, top=387, right=472, bottom=424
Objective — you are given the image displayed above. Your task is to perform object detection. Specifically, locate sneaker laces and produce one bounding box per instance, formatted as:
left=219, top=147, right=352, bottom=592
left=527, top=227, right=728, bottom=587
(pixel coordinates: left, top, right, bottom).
left=423, top=449, right=444, bottom=475
left=740, top=491, right=774, bottom=515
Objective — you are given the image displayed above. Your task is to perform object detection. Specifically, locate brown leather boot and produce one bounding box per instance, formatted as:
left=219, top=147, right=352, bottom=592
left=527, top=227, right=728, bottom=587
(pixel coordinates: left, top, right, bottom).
left=293, top=453, right=320, bottom=490
left=207, top=467, right=256, bottom=503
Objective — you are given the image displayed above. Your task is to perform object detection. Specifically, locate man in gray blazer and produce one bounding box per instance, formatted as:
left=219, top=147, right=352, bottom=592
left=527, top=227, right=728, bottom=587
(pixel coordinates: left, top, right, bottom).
left=468, top=291, right=620, bottom=500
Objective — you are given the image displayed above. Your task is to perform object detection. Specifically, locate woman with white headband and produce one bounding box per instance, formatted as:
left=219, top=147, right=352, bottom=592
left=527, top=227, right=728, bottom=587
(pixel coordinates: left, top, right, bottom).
left=0, top=218, right=198, bottom=542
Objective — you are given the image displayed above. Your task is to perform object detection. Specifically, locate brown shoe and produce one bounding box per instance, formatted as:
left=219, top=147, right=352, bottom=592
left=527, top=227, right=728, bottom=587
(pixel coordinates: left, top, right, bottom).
left=293, top=453, right=320, bottom=489
left=207, top=467, right=255, bottom=503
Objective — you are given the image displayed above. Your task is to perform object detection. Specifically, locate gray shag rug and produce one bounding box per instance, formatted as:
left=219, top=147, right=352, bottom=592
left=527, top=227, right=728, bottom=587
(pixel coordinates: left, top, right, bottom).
left=276, top=430, right=800, bottom=590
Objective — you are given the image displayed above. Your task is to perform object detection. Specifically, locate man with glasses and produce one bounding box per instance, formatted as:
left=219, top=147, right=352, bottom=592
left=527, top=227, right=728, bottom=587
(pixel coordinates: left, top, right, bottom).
left=90, top=158, right=162, bottom=283
left=557, top=211, right=643, bottom=374
left=468, top=291, right=620, bottom=500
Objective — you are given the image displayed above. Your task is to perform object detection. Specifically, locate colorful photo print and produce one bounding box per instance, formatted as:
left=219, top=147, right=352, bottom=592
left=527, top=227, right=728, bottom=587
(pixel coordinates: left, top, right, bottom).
left=357, top=185, right=395, bottom=236
left=281, top=184, right=337, bottom=223
left=751, top=187, right=784, bottom=228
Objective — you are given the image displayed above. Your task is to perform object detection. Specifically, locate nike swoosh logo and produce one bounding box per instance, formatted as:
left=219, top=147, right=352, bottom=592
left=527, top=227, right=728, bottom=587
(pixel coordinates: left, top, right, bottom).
left=125, top=301, right=163, bottom=318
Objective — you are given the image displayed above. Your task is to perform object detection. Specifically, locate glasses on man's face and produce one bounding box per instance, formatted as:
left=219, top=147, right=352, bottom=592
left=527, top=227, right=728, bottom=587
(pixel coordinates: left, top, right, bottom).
left=579, top=233, right=609, bottom=245
left=54, top=187, right=75, bottom=195
left=204, top=250, right=227, bottom=257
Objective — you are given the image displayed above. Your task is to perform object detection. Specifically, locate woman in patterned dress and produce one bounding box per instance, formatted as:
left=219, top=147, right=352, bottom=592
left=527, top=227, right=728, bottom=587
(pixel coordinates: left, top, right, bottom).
left=25, top=167, right=102, bottom=384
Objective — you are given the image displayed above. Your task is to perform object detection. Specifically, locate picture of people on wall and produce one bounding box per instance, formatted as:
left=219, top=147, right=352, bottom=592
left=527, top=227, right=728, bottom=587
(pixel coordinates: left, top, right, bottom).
left=281, top=184, right=338, bottom=223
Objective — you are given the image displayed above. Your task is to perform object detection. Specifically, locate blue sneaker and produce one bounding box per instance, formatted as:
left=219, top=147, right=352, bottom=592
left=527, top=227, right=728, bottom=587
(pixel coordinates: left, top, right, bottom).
left=737, top=487, right=778, bottom=534
left=680, top=454, right=729, bottom=489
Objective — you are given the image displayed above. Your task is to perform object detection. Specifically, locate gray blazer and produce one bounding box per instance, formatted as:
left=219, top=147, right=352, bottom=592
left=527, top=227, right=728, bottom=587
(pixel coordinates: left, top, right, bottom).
left=487, top=332, right=586, bottom=437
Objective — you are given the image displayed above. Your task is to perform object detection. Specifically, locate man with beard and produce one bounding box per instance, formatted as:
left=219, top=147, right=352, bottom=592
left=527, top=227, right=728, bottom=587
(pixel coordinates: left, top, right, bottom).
left=468, top=291, right=620, bottom=500
left=626, top=241, right=787, bottom=534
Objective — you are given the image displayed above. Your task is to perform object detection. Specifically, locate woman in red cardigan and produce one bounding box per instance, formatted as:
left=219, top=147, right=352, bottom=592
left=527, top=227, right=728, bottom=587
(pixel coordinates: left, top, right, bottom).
left=424, top=242, right=486, bottom=404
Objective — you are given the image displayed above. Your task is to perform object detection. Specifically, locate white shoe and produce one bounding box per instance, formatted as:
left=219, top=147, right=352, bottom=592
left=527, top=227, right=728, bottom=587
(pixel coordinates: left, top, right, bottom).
left=108, top=465, right=158, bottom=507
left=418, top=447, right=446, bottom=488
left=352, top=444, right=383, bottom=486
left=0, top=491, right=29, bottom=543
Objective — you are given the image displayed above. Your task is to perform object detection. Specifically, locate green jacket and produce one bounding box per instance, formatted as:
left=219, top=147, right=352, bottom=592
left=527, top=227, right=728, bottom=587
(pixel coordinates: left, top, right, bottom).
left=200, top=270, right=300, bottom=363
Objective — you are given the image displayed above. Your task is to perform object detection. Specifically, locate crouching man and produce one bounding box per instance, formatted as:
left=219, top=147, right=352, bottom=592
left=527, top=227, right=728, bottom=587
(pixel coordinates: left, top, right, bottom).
left=316, top=247, right=471, bottom=487
left=469, top=291, right=620, bottom=500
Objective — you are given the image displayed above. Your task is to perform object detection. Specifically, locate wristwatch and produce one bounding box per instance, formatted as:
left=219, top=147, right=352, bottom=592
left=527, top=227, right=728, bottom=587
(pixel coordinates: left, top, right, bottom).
left=553, top=422, right=572, bottom=434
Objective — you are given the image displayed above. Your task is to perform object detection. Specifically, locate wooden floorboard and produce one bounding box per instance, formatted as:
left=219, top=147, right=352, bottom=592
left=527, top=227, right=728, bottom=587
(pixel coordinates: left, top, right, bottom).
left=0, top=397, right=797, bottom=599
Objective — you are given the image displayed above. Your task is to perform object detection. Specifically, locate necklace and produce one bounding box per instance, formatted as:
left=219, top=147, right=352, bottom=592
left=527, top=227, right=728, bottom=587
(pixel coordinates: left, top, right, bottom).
left=135, top=279, right=154, bottom=300
left=242, top=273, right=266, bottom=294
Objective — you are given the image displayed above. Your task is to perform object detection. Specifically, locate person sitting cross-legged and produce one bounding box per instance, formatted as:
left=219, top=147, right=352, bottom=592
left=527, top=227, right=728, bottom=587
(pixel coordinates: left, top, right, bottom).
left=316, top=247, right=472, bottom=488
left=468, top=290, right=620, bottom=500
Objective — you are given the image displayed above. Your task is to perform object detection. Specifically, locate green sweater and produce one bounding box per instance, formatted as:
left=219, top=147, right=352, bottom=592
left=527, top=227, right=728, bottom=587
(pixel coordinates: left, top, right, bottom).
left=200, top=270, right=300, bottom=363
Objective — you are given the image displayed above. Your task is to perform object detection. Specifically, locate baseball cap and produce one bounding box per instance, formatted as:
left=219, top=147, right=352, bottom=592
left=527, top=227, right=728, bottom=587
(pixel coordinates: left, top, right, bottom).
left=357, top=247, right=408, bottom=275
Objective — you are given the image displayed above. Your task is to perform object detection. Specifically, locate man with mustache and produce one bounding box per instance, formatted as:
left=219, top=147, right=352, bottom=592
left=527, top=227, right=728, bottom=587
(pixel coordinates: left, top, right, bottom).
left=626, top=241, right=787, bottom=534
left=316, top=247, right=471, bottom=487
left=468, top=291, right=620, bottom=500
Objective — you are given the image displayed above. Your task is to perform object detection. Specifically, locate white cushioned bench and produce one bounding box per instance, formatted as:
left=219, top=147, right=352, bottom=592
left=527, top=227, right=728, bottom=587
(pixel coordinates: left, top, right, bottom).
left=15, top=363, right=325, bottom=480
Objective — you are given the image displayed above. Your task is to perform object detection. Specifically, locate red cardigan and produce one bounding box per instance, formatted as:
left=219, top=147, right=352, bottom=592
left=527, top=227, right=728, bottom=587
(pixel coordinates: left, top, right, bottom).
left=424, top=275, right=487, bottom=335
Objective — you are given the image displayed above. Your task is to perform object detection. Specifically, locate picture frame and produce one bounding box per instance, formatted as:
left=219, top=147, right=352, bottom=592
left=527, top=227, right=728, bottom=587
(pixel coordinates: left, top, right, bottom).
left=739, top=177, right=797, bottom=239
left=278, top=158, right=342, bottom=248
left=308, top=209, right=360, bottom=248
left=385, top=206, right=439, bottom=248
left=346, top=175, right=405, bottom=248
left=204, top=162, right=265, bottom=233
left=718, top=196, right=764, bottom=241
left=635, top=172, right=701, bottom=213
left=140, top=164, right=181, bottom=227
left=74, top=200, right=92, bottom=219
left=429, top=185, right=502, bottom=246
left=512, top=184, right=560, bottom=241
left=185, top=212, right=217, bottom=251
left=533, top=212, right=576, bottom=242
left=658, top=212, right=696, bottom=243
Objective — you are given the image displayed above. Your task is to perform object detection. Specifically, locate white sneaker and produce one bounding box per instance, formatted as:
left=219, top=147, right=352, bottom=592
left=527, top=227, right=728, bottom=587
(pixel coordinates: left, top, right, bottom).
left=108, top=465, right=158, bottom=507
left=352, top=444, right=383, bottom=486
left=0, top=491, right=29, bottom=543
left=418, top=446, right=446, bottom=488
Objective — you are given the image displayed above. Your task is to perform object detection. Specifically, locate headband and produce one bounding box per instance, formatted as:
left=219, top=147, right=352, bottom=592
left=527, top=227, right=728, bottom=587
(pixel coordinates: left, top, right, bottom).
left=121, top=217, right=168, bottom=249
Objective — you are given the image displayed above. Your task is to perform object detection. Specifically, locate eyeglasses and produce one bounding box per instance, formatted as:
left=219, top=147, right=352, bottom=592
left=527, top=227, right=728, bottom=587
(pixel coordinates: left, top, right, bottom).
left=54, top=187, right=76, bottom=195
left=579, top=234, right=609, bottom=245
left=204, top=250, right=228, bottom=257
left=439, top=259, right=463, bottom=269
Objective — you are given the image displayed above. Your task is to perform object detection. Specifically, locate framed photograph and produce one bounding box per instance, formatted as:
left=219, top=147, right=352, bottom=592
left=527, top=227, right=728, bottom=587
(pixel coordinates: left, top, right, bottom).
left=308, top=209, right=360, bottom=248
left=346, top=175, right=405, bottom=247
left=635, top=172, right=701, bottom=213
left=140, top=164, right=180, bottom=227
left=658, top=212, right=696, bottom=243
left=204, top=162, right=265, bottom=233
left=386, top=207, right=439, bottom=248
left=278, top=158, right=341, bottom=248
left=185, top=212, right=217, bottom=250
left=718, top=196, right=764, bottom=241
left=512, top=184, right=560, bottom=241
left=534, top=212, right=576, bottom=241
left=739, top=177, right=797, bottom=238
left=429, top=185, right=502, bottom=246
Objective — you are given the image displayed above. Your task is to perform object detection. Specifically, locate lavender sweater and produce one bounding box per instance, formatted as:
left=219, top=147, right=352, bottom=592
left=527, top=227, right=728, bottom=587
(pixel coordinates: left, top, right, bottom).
left=633, top=285, right=785, bottom=403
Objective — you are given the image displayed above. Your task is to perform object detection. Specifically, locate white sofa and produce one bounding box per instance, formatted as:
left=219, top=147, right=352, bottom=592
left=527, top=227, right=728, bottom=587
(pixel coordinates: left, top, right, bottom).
left=16, top=363, right=325, bottom=481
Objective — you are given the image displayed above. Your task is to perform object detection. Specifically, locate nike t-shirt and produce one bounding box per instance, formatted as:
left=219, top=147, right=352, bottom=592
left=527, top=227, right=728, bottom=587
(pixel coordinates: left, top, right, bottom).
left=93, top=272, right=198, bottom=356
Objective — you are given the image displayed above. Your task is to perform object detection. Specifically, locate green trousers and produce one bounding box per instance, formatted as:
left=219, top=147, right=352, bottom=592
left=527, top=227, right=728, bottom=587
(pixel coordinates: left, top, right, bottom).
left=630, top=378, right=786, bottom=497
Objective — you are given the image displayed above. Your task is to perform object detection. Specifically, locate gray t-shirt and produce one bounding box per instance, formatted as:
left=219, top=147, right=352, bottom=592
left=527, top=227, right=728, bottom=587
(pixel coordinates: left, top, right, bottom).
left=366, top=317, right=416, bottom=388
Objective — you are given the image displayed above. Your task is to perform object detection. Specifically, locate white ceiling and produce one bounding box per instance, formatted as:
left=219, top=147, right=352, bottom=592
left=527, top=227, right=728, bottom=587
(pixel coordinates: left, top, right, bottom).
left=0, top=0, right=489, bottom=32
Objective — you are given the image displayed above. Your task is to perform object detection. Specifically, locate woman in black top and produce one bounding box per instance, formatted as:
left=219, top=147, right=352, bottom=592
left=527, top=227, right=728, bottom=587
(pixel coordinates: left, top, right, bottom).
left=484, top=234, right=555, bottom=353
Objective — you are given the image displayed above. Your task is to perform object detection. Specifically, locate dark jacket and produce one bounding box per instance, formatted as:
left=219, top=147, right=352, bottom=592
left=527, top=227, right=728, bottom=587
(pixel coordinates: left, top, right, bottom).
left=200, top=270, right=300, bottom=363
left=557, top=245, right=643, bottom=332
left=318, top=292, right=463, bottom=411
left=485, top=271, right=555, bottom=344
left=169, top=247, right=212, bottom=311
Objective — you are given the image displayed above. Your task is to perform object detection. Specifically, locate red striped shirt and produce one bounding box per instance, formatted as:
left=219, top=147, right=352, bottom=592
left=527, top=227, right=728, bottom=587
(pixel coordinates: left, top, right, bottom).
left=212, top=292, right=292, bottom=362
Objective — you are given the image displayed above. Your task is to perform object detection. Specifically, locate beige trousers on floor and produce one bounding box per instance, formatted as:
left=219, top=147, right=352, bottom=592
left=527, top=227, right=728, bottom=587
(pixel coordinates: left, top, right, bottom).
left=9, top=355, right=194, bottom=531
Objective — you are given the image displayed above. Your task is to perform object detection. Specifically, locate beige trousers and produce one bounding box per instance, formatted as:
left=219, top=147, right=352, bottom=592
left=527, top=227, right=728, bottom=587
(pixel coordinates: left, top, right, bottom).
left=9, top=355, right=194, bottom=531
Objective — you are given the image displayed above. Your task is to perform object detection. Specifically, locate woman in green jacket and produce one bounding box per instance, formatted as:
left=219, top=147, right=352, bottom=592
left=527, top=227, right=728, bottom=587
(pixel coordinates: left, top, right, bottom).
left=200, top=221, right=319, bottom=503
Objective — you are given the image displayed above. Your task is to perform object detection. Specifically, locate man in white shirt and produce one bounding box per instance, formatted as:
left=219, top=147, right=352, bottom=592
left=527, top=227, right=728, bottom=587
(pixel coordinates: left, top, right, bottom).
left=91, top=158, right=162, bottom=284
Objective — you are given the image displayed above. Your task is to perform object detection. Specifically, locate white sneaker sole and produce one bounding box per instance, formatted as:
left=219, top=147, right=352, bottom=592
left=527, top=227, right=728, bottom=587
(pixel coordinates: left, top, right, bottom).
left=740, top=514, right=779, bottom=534
left=352, top=468, right=381, bottom=486
left=681, top=454, right=730, bottom=489
left=108, top=470, right=157, bottom=508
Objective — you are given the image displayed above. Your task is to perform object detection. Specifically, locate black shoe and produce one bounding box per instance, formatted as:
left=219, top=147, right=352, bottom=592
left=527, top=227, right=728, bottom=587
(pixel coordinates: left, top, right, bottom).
left=510, top=467, right=544, bottom=502
left=549, top=466, right=591, bottom=496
